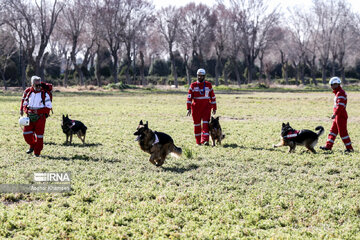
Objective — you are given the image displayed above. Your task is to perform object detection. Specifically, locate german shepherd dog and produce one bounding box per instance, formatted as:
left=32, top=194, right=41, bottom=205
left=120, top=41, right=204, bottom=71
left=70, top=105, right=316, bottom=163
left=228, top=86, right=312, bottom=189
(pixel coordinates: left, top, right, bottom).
left=62, top=114, right=87, bottom=145
left=273, top=122, right=324, bottom=153
left=209, top=116, right=225, bottom=146
left=134, top=120, right=182, bottom=167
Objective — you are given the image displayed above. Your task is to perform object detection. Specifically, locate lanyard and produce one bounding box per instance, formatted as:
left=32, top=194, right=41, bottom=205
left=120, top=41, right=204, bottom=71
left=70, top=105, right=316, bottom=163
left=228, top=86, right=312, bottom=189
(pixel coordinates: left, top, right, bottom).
left=198, top=81, right=205, bottom=95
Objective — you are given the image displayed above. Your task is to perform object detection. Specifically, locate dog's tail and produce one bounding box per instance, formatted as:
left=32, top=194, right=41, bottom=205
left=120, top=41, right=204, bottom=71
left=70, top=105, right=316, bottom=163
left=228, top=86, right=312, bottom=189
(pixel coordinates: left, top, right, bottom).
left=171, top=144, right=182, bottom=158
left=315, top=126, right=324, bottom=137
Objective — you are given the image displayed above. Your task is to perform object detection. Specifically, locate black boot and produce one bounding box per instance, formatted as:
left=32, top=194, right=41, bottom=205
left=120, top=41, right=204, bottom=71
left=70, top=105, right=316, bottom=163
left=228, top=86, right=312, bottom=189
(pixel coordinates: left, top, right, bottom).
left=26, top=148, right=34, bottom=154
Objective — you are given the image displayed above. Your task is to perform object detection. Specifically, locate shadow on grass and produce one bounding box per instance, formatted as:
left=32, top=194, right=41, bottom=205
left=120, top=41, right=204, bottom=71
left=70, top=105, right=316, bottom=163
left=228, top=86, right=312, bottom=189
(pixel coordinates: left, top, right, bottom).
left=44, top=141, right=103, bottom=147
left=44, top=154, right=120, bottom=162
left=223, top=143, right=280, bottom=152
left=61, top=142, right=103, bottom=147
left=162, top=163, right=199, bottom=173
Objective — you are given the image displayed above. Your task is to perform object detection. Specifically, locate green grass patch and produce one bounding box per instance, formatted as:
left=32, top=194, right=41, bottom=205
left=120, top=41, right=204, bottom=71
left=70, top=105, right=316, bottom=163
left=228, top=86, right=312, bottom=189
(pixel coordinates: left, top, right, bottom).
left=1, top=89, right=360, bottom=238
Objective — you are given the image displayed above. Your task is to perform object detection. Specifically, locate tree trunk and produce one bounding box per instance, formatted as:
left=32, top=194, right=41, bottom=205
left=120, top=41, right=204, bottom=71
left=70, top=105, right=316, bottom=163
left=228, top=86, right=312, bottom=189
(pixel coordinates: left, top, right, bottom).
left=111, top=51, right=118, bottom=84
left=223, top=68, right=228, bottom=85
left=171, top=53, right=178, bottom=88
left=340, top=66, right=346, bottom=85
left=95, top=50, right=101, bottom=87
left=232, top=57, right=241, bottom=86
left=140, top=51, right=146, bottom=86
left=1, top=73, right=7, bottom=90
left=321, top=65, right=326, bottom=84
left=215, top=56, right=220, bottom=86
left=125, top=44, right=131, bottom=84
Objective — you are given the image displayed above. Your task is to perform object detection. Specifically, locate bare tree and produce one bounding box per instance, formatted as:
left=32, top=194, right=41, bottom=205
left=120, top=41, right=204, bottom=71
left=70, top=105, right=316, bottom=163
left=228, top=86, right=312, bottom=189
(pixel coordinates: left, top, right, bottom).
left=312, top=0, right=345, bottom=84
left=287, top=7, right=317, bottom=85
left=3, top=0, right=64, bottom=79
left=213, top=4, right=231, bottom=86
left=0, top=28, right=17, bottom=90
left=330, top=2, right=355, bottom=84
left=156, top=6, right=181, bottom=87
left=178, top=3, right=216, bottom=72
left=120, top=0, right=154, bottom=84
left=58, top=0, right=93, bottom=85
left=99, top=0, right=128, bottom=84
left=230, top=0, right=280, bottom=84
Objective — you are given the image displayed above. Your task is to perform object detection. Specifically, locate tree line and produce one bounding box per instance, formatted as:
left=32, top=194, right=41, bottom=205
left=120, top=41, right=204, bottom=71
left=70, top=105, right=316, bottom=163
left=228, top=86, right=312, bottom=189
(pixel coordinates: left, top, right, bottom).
left=1, top=0, right=360, bottom=89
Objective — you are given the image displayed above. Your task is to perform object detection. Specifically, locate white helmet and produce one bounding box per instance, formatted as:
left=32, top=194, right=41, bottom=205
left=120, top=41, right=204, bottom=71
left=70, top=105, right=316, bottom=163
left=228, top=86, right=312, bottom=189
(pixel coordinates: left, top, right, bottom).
left=197, top=68, right=206, bottom=76
left=31, top=76, right=41, bottom=85
left=329, top=77, right=341, bottom=85
left=19, top=117, right=30, bottom=126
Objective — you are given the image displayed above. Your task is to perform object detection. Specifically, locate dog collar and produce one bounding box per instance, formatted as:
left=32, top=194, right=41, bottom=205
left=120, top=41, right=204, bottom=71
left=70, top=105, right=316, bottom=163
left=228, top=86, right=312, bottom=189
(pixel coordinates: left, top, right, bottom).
left=69, top=120, right=75, bottom=128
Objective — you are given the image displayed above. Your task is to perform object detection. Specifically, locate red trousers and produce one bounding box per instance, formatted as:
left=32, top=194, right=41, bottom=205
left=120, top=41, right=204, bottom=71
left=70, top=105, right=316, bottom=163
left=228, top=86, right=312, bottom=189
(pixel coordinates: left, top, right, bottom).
left=326, top=115, right=353, bottom=150
left=23, top=115, right=46, bottom=155
left=192, top=105, right=211, bottom=144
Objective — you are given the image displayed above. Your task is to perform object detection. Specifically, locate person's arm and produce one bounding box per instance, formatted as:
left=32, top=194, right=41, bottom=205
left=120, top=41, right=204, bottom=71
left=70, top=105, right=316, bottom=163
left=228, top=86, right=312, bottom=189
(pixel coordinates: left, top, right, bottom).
left=186, top=84, right=193, bottom=116
left=20, top=89, right=29, bottom=115
left=209, top=83, right=217, bottom=114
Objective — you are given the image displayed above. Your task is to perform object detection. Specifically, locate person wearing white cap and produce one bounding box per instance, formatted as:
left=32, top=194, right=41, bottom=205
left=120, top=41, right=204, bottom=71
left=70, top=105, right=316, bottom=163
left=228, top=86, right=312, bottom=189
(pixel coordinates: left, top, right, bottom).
left=186, top=68, right=217, bottom=145
left=20, top=76, right=52, bottom=157
left=320, top=77, right=354, bottom=153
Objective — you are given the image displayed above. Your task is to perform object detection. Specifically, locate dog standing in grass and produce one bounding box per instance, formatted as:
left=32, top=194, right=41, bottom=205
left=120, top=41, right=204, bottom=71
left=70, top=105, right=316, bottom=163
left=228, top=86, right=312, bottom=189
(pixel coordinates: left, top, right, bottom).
left=134, top=120, right=182, bottom=167
left=62, top=114, right=87, bottom=145
left=209, top=116, right=225, bottom=146
left=273, top=122, right=324, bottom=153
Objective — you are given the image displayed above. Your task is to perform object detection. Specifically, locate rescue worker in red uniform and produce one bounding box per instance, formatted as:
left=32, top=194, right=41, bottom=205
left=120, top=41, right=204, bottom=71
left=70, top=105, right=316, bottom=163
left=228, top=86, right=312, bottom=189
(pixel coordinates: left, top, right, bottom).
left=187, top=68, right=216, bottom=145
left=320, top=77, right=354, bottom=153
left=20, top=76, right=52, bottom=157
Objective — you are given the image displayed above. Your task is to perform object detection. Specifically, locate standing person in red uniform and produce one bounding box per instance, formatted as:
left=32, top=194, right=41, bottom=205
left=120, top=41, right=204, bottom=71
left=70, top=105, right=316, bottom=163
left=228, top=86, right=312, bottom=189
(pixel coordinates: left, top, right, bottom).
left=20, top=76, right=52, bottom=157
left=320, top=77, right=354, bottom=153
left=186, top=68, right=216, bottom=146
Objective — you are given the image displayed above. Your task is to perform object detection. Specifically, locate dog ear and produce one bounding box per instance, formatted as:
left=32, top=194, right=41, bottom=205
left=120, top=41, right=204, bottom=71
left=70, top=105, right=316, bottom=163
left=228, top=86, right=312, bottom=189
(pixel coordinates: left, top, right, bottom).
left=216, top=116, right=219, bottom=120
left=211, top=116, right=214, bottom=121
left=145, top=121, right=148, bottom=126
left=282, top=122, right=285, bottom=127
left=286, top=122, right=289, bottom=126
left=139, top=120, right=143, bottom=125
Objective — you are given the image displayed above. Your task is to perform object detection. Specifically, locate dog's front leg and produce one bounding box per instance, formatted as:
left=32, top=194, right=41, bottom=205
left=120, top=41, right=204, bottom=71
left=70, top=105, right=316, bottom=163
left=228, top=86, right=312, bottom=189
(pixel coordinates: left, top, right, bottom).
left=69, top=134, right=73, bottom=145
left=288, top=142, right=296, bottom=153
left=66, top=134, right=69, bottom=145
left=273, top=141, right=284, bottom=148
left=149, top=154, right=157, bottom=166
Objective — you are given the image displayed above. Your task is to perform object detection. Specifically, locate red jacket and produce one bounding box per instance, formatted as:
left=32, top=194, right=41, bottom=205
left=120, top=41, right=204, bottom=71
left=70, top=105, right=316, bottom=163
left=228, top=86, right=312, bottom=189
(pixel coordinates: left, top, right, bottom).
left=21, top=87, right=51, bottom=115
left=187, top=81, right=216, bottom=110
left=333, top=86, right=347, bottom=117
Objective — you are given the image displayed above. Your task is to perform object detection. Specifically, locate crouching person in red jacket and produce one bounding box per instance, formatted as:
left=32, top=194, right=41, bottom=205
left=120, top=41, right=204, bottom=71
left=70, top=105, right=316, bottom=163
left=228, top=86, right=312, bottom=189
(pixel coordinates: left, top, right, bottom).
left=320, top=77, right=354, bottom=153
left=20, top=76, right=52, bottom=157
left=186, top=68, right=217, bottom=146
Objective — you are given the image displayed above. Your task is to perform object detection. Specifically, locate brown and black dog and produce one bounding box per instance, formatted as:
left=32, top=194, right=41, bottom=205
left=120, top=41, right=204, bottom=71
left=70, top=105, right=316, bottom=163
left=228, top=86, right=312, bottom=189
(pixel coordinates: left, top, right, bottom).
left=62, top=114, right=87, bottom=145
left=134, top=120, right=182, bottom=166
left=209, top=116, right=225, bottom=146
left=273, top=122, right=324, bottom=153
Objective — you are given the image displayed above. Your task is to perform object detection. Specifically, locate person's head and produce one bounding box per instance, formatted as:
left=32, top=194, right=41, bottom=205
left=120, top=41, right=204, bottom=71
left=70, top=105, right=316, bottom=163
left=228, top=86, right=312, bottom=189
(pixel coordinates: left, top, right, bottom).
left=31, top=76, right=42, bottom=91
left=329, top=76, right=341, bottom=90
left=197, top=68, right=206, bottom=82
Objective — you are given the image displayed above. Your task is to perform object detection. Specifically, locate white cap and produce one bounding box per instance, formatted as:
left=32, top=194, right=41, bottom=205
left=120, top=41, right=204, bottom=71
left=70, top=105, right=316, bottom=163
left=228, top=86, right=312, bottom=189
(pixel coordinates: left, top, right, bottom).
left=31, top=76, right=41, bottom=85
left=19, top=117, right=30, bottom=126
left=197, top=68, right=206, bottom=76
left=329, top=76, right=341, bottom=85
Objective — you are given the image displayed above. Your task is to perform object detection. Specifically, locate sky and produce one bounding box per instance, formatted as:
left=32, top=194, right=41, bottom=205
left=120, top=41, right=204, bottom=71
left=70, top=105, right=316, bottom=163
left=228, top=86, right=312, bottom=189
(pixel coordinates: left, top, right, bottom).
left=152, top=0, right=360, bottom=13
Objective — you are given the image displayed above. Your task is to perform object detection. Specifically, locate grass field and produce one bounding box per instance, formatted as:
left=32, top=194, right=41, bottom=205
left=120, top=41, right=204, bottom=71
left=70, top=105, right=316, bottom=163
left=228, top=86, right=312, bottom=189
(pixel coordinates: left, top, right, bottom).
left=1, top=87, right=360, bottom=239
